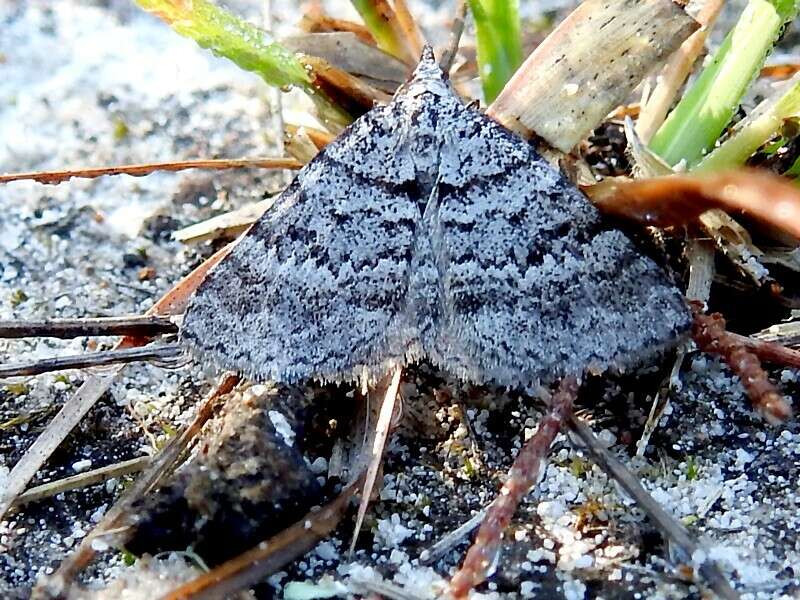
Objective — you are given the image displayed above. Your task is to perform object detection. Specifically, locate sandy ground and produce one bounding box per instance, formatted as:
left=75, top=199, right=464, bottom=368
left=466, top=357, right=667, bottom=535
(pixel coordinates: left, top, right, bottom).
left=1, top=1, right=799, bottom=599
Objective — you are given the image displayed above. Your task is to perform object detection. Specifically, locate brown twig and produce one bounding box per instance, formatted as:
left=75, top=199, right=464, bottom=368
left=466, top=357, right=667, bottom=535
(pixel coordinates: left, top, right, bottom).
left=0, top=344, right=182, bottom=378
left=730, top=332, right=800, bottom=369
left=160, top=475, right=362, bottom=600
left=0, top=158, right=302, bottom=185
left=691, top=304, right=793, bottom=424
left=32, top=374, right=240, bottom=599
left=0, top=315, right=177, bottom=339
left=567, top=413, right=740, bottom=600
left=448, top=376, right=579, bottom=599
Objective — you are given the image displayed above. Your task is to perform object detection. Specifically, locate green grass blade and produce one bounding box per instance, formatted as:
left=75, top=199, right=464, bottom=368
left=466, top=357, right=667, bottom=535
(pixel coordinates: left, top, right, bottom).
left=136, top=0, right=310, bottom=89
left=649, top=0, right=799, bottom=168
left=469, top=0, right=522, bottom=102
left=785, top=153, right=800, bottom=177
left=697, top=74, right=800, bottom=172
left=135, top=0, right=353, bottom=130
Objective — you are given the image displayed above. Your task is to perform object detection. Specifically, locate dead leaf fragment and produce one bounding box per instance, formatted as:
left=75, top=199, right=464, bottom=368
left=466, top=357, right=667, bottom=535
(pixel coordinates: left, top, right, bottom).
left=282, top=32, right=409, bottom=93
left=487, top=0, right=698, bottom=151
left=585, top=169, right=800, bottom=241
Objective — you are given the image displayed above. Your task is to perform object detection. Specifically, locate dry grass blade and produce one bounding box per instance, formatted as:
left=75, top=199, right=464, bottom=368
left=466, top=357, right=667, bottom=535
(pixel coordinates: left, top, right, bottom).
left=0, top=158, right=301, bottom=185
left=420, top=507, right=487, bottom=565
left=567, top=414, right=740, bottom=600
left=391, top=0, right=425, bottom=59
left=753, top=320, right=800, bottom=346
left=299, top=6, right=376, bottom=45
left=282, top=32, right=409, bottom=92
left=160, top=477, right=362, bottom=600
left=285, top=127, right=326, bottom=164
left=0, top=242, right=235, bottom=522
left=285, top=124, right=335, bottom=150
left=284, top=124, right=334, bottom=163
left=0, top=315, right=177, bottom=339
left=349, top=365, right=403, bottom=554
left=623, top=116, right=673, bottom=178
left=301, top=55, right=392, bottom=127
left=0, top=368, right=124, bottom=523
left=32, top=373, right=240, bottom=599
left=699, top=209, right=772, bottom=288
left=636, top=0, right=726, bottom=142
left=686, top=239, right=716, bottom=304
left=585, top=169, right=800, bottom=239
left=173, top=198, right=276, bottom=244
left=0, top=344, right=182, bottom=378
left=13, top=457, right=150, bottom=507
left=347, top=575, right=428, bottom=600
left=761, top=62, right=800, bottom=79
left=487, top=0, right=697, bottom=151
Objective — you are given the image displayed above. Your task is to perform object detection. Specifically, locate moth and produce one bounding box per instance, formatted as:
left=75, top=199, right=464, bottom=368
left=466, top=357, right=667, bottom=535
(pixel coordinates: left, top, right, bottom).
left=181, top=47, right=691, bottom=388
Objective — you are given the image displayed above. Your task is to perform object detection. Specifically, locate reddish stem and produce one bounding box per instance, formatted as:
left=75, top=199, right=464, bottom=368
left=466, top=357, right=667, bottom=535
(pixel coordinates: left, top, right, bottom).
left=448, top=376, right=579, bottom=598
left=690, top=302, right=792, bottom=424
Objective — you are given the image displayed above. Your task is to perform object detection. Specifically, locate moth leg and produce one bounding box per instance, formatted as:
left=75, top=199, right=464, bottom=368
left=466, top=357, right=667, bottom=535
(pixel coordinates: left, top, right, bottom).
left=690, top=302, right=792, bottom=424
left=448, top=376, right=579, bottom=599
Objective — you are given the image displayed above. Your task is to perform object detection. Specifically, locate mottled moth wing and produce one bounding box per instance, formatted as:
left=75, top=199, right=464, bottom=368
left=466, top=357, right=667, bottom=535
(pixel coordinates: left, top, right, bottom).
left=427, top=100, right=692, bottom=387
left=183, top=48, right=691, bottom=389
left=181, top=104, right=435, bottom=384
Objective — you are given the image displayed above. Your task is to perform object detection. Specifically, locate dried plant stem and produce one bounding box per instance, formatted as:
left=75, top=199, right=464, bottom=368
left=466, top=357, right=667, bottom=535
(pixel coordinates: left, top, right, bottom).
left=487, top=0, right=697, bottom=151
left=731, top=332, right=800, bottom=368
left=0, top=316, right=177, bottom=339
left=691, top=305, right=793, bottom=423
left=440, top=0, right=468, bottom=74
left=349, top=365, right=403, bottom=554
left=421, top=507, right=487, bottom=565
left=753, top=320, right=800, bottom=346
left=13, top=457, right=150, bottom=507
left=448, top=376, right=578, bottom=599
left=300, top=6, right=375, bottom=44
left=636, top=0, right=726, bottom=143
left=162, top=475, right=362, bottom=600
left=0, top=158, right=301, bottom=186
left=0, top=344, right=182, bottom=378
left=392, top=0, right=425, bottom=59
left=567, top=413, right=740, bottom=600
left=33, top=374, right=240, bottom=599
left=686, top=239, right=716, bottom=304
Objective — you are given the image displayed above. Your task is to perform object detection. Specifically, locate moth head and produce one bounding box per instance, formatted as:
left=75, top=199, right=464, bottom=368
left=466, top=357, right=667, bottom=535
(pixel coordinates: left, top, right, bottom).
left=396, top=44, right=450, bottom=100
